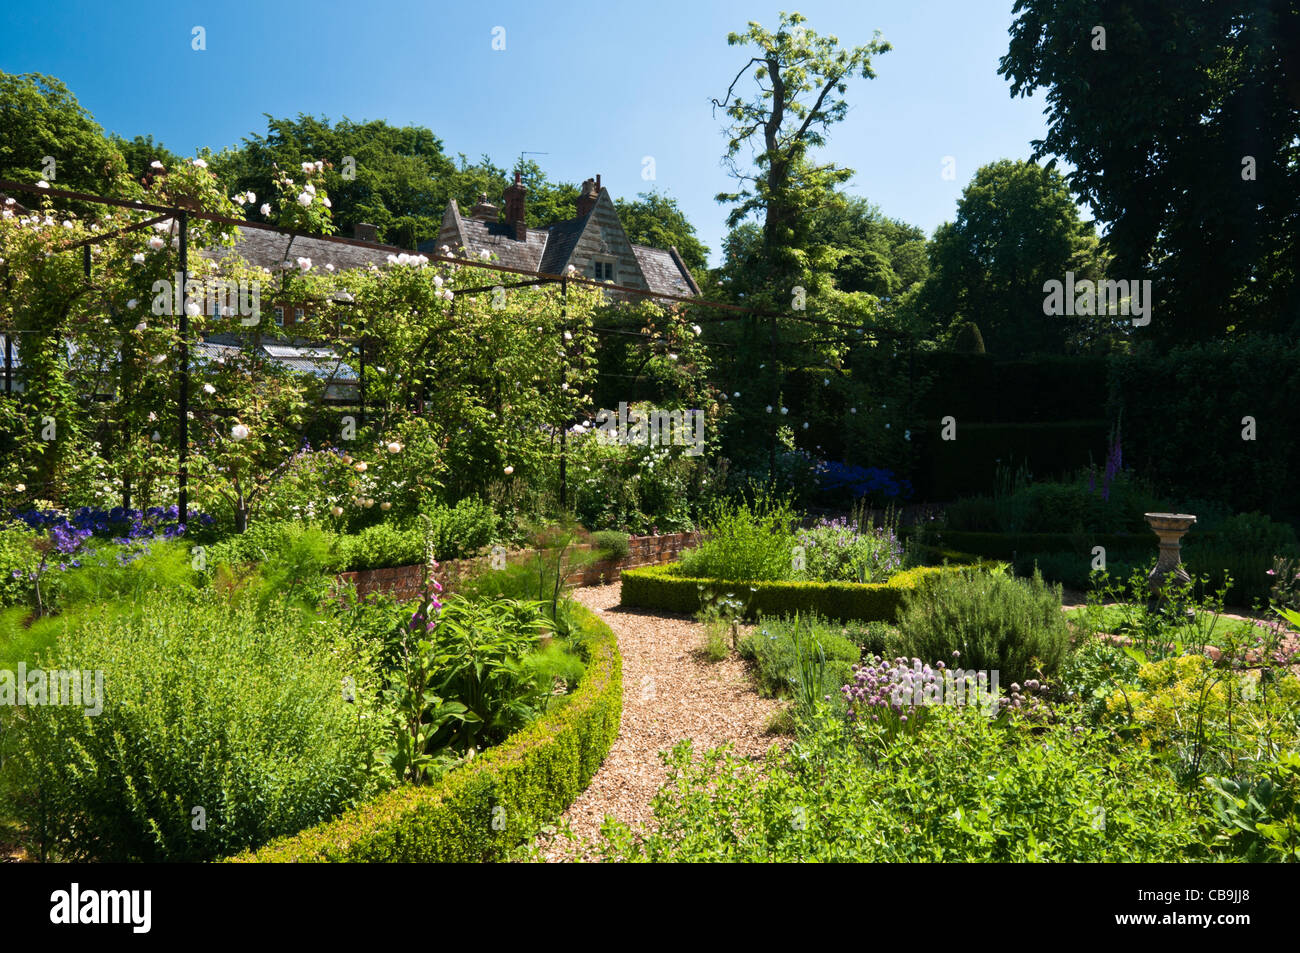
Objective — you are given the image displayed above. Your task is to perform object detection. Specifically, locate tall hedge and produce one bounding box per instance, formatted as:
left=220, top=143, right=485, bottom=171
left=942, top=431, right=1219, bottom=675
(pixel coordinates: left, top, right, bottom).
left=1110, top=337, right=1300, bottom=523
left=229, top=601, right=621, bottom=863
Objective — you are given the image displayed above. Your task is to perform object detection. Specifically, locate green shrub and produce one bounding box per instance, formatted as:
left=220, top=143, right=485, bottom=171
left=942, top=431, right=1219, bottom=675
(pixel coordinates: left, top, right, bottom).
left=230, top=599, right=621, bottom=863
left=740, top=614, right=860, bottom=704
left=6, top=588, right=385, bottom=862
left=339, top=521, right=424, bottom=571
left=894, top=568, right=1071, bottom=686
left=421, top=498, right=498, bottom=560
left=678, top=496, right=797, bottom=582
left=591, top=529, right=631, bottom=561
left=0, top=524, right=38, bottom=607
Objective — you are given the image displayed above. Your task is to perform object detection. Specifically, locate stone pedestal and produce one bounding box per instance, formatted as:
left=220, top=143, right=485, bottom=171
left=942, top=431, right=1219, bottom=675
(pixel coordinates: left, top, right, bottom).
left=1144, top=512, right=1196, bottom=596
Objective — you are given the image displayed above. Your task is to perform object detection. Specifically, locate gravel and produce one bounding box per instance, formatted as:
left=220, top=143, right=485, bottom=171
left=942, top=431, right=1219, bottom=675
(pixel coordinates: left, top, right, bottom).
left=534, top=583, right=785, bottom=862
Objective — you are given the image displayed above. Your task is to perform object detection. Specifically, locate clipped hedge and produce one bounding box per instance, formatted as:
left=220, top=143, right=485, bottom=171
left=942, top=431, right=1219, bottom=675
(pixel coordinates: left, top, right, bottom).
left=228, top=601, right=621, bottom=862
left=621, top=561, right=988, bottom=623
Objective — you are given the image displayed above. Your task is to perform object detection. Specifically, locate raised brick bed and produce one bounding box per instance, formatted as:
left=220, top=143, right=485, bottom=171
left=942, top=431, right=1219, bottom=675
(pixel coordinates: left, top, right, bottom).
left=337, top=531, right=700, bottom=603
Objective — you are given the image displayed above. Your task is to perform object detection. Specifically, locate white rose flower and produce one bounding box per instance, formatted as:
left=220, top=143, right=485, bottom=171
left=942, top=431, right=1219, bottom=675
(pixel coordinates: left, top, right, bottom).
left=150, top=160, right=164, bottom=170
left=504, top=465, right=515, bottom=475
left=127, top=299, right=139, bottom=310
left=386, top=442, right=402, bottom=454
left=36, top=180, right=50, bottom=189
left=260, top=203, right=271, bottom=216
left=202, top=383, right=216, bottom=394
left=149, top=236, right=165, bottom=250
left=297, top=192, right=312, bottom=207
left=192, top=158, right=208, bottom=169
left=231, top=424, right=250, bottom=440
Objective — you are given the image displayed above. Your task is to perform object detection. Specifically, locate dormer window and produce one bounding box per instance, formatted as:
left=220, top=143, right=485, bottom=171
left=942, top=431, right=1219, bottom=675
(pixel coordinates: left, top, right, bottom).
left=594, top=260, right=616, bottom=282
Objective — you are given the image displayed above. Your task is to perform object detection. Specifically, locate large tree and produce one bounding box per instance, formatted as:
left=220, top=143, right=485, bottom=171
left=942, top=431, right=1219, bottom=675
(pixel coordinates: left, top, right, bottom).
left=1000, top=0, right=1300, bottom=340
left=0, top=71, right=132, bottom=202
left=916, top=159, right=1110, bottom=358
left=713, top=11, right=891, bottom=296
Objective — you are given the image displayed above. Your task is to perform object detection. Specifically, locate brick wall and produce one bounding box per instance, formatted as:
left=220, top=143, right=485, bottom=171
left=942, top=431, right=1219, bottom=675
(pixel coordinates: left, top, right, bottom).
left=337, top=531, right=699, bottom=603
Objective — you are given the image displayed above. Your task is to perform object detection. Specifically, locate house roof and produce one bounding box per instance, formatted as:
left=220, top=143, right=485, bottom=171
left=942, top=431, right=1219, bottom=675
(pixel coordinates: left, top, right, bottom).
left=200, top=226, right=400, bottom=273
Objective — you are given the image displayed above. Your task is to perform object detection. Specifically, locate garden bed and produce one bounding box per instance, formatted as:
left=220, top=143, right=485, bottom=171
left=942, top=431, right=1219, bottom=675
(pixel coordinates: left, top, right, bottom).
left=228, top=600, right=622, bottom=863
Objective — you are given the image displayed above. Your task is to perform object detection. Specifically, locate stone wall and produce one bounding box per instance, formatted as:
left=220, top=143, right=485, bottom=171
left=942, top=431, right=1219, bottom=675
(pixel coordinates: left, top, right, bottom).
left=337, top=531, right=699, bottom=603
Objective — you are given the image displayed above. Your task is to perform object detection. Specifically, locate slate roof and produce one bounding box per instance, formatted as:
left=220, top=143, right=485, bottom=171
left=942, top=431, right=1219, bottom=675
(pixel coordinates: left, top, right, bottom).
left=632, top=244, right=701, bottom=298
left=200, top=226, right=400, bottom=272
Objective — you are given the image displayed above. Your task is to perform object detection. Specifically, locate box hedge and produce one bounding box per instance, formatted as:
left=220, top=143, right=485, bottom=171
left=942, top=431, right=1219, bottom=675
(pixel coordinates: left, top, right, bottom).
left=227, top=600, right=621, bottom=863
left=620, top=560, right=988, bottom=622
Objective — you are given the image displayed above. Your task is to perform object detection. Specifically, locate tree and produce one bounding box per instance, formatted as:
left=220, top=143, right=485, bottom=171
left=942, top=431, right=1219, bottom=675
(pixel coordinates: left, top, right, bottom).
left=1000, top=0, right=1300, bottom=340
left=0, top=71, right=133, bottom=202
left=713, top=11, right=891, bottom=295
left=615, top=191, right=710, bottom=274
left=808, top=197, right=928, bottom=298
left=916, top=159, right=1109, bottom=357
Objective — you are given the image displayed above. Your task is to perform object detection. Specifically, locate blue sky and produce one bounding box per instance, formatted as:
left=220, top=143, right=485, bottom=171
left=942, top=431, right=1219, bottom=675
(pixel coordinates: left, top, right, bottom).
left=1, top=0, right=1056, bottom=264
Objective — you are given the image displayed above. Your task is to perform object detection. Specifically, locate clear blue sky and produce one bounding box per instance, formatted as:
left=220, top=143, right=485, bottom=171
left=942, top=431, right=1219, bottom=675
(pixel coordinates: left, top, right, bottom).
left=1, top=0, right=1056, bottom=265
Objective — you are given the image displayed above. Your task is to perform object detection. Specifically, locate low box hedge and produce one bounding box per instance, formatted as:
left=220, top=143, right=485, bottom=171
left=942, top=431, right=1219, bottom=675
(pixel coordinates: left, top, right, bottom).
left=621, top=560, right=989, bottom=623
left=227, top=601, right=621, bottom=863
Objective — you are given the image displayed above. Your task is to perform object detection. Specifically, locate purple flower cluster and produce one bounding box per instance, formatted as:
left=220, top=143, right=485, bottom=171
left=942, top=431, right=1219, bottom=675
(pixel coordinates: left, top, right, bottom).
left=1087, top=430, right=1124, bottom=502
left=13, top=505, right=214, bottom=545
left=843, top=655, right=954, bottom=725
left=815, top=462, right=912, bottom=501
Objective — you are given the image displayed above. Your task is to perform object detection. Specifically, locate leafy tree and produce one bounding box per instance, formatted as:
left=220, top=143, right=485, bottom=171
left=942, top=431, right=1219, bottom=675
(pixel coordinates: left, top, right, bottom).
left=713, top=11, right=891, bottom=295
left=615, top=191, right=710, bottom=273
left=1000, top=0, right=1300, bottom=340
left=916, top=159, right=1110, bottom=357
left=808, top=196, right=928, bottom=298
left=0, top=71, right=133, bottom=202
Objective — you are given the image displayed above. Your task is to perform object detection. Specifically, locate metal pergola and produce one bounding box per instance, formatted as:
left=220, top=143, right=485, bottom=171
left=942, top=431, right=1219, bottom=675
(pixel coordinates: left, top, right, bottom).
left=0, top=178, right=916, bottom=520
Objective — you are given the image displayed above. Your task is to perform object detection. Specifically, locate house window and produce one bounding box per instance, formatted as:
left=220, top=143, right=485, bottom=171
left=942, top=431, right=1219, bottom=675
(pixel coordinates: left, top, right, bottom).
left=294, top=308, right=305, bottom=325
left=594, top=260, right=616, bottom=282
left=274, top=307, right=284, bottom=327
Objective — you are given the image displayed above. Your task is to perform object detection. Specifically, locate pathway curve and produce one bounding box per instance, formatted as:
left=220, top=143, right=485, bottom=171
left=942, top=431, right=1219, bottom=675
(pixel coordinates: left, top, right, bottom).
left=536, top=582, right=785, bottom=861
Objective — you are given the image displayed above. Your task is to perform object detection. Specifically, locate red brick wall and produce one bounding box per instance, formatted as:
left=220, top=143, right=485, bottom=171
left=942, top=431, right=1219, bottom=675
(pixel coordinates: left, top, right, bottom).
left=337, top=531, right=699, bottom=603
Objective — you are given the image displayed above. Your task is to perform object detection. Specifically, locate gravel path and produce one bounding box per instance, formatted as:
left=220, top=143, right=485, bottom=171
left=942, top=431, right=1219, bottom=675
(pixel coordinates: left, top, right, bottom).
left=535, top=582, right=785, bottom=862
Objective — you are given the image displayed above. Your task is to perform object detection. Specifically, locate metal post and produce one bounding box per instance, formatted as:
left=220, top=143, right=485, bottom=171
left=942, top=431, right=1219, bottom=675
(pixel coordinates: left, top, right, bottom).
left=177, top=211, right=189, bottom=524
left=559, top=277, right=568, bottom=509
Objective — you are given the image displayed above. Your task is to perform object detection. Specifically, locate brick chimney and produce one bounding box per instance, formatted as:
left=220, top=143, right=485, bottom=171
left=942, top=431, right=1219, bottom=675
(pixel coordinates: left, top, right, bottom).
left=353, top=222, right=378, bottom=242
left=503, top=173, right=528, bottom=240
left=470, top=193, right=498, bottom=222
left=576, top=174, right=601, bottom=217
